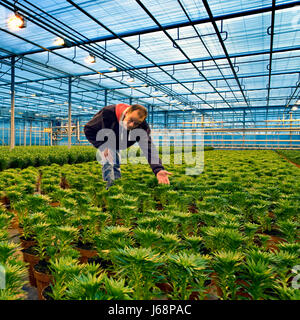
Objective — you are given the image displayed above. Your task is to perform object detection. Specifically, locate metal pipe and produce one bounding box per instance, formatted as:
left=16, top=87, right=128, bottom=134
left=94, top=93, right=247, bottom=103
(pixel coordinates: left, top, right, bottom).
left=266, top=0, right=276, bottom=117
left=29, top=120, right=32, bottom=146
left=24, top=120, right=26, bottom=146
left=68, top=76, right=72, bottom=149
left=10, top=56, right=15, bottom=151
left=104, top=89, right=108, bottom=106
left=1, top=1, right=298, bottom=60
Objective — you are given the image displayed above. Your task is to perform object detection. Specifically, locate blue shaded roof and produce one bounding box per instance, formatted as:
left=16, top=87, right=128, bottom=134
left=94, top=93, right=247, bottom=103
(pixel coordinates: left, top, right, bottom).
left=0, top=0, right=299, bottom=121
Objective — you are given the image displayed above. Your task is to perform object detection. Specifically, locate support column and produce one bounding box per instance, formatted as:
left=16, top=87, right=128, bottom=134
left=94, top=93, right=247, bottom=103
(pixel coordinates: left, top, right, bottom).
left=29, top=120, right=32, bottom=146
left=50, top=121, right=53, bottom=146
left=151, top=105, right=154, bottom=129
left=68, top=77, right=72, bottom=149
left=24, top=119, right=26, bottom=146
left=243, top=109, right=246, bottom=148
left=104, top=89, right=108, bottom=106
left=290, top=112, right=293, bottom=148
left=164, top=111, right=167, bottom=128
left=76, top=120, right=80, bottom=143
left=10, top=56, right=15, bottom=151
left=40, top=121, right=43, bottom=146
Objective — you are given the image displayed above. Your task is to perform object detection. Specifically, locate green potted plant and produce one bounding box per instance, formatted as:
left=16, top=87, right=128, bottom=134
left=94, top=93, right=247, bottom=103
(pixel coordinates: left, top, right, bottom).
left=183, top=235, right=205, bottom=254
left=133, top=228, right=161, bottom=249
left=167, top=251, right=210, bottom=300
left=239, top=256, right=275, bottom=300
left=158, top=232, right=181, bottom=253
left=277, top=219, right=299, bottom=242
left=213, top=250, right=244, bottom=300
left=31, top=222, right=55, bottom=300
left=73, top=212, right=103, bottom=263
left=111, top=246, right=164, bottom=299
left=44, top=256, right=84, bottom=300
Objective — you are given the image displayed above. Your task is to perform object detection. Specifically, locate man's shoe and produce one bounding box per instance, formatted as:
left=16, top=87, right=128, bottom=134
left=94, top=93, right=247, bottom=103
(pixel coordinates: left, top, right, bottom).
left=105, top=180, right=115, bottom=190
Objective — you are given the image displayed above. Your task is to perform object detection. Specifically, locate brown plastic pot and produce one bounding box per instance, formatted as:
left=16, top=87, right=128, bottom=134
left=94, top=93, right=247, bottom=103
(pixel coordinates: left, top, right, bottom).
left=156, top=282, right=173, bottom=294
left=22, top=248, right=40, bottom=287
left=75, top=247, right=98, bottom=264
left=235, top=279, right=252, bottom=300
left=34, top=265, right=53, bottom=300
left=50, top=201, right=60, bottom=207
left=205, top=273, right=223, bottom=299
left=265, top=234, right=287, bottom=252
left=10, top=216, right=19, bottom=229
left=41, top=285, right=53, bottom=301
left=20, top=237, right=37, bottom=250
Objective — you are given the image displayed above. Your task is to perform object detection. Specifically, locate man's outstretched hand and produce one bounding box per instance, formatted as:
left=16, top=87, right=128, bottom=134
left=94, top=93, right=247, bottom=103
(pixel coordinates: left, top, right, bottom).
left=156, top=170, right=172, bottom=185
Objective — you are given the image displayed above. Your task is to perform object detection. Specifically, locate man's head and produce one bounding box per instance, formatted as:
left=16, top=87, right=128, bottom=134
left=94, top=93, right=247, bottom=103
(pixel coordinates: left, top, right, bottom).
left=122, top=104, right=147, bottom=130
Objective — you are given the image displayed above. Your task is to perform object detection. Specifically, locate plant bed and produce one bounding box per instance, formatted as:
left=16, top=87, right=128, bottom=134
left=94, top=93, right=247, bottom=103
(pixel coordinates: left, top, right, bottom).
left=1, top=150, right=299, bottom=300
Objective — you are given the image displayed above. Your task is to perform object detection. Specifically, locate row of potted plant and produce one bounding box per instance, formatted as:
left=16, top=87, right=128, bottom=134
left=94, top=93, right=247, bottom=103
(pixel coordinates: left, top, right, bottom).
left=1, top=149, right=299, bottom=299
left=0, top=146, right=97, bottom=171
left=0, top=204, right=28, bottom=300
left=276, top=149, right=300, bottom=166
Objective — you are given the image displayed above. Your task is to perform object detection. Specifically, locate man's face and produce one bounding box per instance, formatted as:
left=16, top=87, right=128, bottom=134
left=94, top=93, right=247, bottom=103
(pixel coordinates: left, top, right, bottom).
left=122, top=110, right=145, bottom=130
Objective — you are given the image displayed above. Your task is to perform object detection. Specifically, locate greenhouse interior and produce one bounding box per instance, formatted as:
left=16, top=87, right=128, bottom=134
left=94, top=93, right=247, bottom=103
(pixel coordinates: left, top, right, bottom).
left=0, top=0, right=299, bottom=302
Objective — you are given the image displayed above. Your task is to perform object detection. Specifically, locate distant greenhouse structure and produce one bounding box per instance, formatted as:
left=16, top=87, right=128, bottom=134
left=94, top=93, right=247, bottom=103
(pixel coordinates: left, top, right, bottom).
left=0, top=0, right=299, bottom=149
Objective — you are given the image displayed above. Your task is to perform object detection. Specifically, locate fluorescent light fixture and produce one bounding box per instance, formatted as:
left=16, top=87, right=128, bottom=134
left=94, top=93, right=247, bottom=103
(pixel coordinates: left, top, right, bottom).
left=291, top=106, right=298, bottom=111
left=53, top=37, right=73, bottom=47
left=142, top=83, right=149, bottom=87
left=170, top=99, right=177, bottom=103
left=84, top=54, right=96, bottom=64
left=163, top=94, right=168, bottom=97
left=31, top=93, right=36, bottom=97
left=152, top=90, right=160, bottom=96
left=126, top=77, right=135, bottom=83
left=53, top=37, right=65, bottom=46
left=109, top=66, right=118, bottom=71
left=7, top=12, right=26, bottom=30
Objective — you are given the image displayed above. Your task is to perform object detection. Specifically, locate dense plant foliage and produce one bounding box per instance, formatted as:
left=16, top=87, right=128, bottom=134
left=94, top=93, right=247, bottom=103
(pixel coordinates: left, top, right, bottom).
left=0, top=150, right=299, bottom=300
left=276, top=150, right=300, bottom=166
left=0, top=146, right=96, bottom=171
